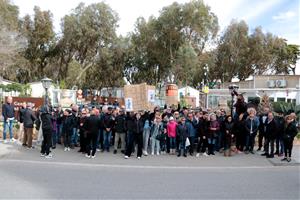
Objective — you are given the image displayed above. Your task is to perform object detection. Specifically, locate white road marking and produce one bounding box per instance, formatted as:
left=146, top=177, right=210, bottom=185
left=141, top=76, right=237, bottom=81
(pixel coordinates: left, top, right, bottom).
left=2, top=159, right=298, bottom=170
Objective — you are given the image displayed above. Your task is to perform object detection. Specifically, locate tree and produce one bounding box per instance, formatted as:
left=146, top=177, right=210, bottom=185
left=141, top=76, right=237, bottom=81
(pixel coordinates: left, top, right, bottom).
left=58, top=2, right=120, bottom=89
left=20, top=6, right=56, bottom=82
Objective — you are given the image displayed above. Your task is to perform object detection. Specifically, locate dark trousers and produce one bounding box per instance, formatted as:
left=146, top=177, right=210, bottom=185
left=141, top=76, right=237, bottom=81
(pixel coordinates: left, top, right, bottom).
left=188, top=136, right=195, bottom=154
left=79, top=130, right=86, bottom=152
left=197, top=137, right=207, bottom=153
left=245, top=133, right=256, bottom=151
left=64, top=130, right=72, bottom=148
left=284, top=139, right=293, bottom=158
left=236, top=134, right=245, bottom=151
left=86, top=133, right=98, bottom=156
left=264, top=138, right=275, bottom=155
left=41, top=129, right=52, bottom=155
left=258, top=131, right=264, bottom=149
left=126, top=132, right=143, bottom=157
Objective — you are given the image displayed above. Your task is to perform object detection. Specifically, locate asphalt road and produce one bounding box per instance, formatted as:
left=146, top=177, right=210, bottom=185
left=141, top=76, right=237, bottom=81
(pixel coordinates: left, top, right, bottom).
left=0, top=143, right=299, bottom=199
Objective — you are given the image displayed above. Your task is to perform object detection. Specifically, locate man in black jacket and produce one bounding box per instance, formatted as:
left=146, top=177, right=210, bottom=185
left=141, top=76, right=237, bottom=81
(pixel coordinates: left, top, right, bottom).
left=84, top=110, right=101, bottom=158
left=2, top=96, right=15, bottom=143
left=257, top=107, right=270, bottom=151
left=262, top=112, right=278, bottom=158
left=40, top=105, right=53, bottom=158
left=18, top=102, right=27, bottom=143
left=23, top=103, right=37, bottom=148
left=125, top=112, right=144, bottom=159
left=102, top=107, right=115, bottom=152
left=113, top=109, right=126, bottom=154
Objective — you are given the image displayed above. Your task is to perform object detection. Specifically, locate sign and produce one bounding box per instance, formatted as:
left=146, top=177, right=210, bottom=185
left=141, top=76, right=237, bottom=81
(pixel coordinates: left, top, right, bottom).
left=202, top=86, right=209, bottom=94
left=125, top=98, right=133, bottom=111
left=148, top=90, right=155, bottom=103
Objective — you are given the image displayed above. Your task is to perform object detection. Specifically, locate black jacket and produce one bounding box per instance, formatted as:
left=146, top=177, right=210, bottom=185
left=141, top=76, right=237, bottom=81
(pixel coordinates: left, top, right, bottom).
left=2, top=103, right=14, bottom=120
left=40, top=112, right=53, bottom=131
left=265, top=118, right=278, bottom=139
left=275, top=116, right=285, bottom=138
left=23, top=108, right=37, bottom=128
left=19, top=108, right=26, bottom=123
left=62, top=115, right=74, bottom=134
left=84, top=115, right=101, bottom=134
left=114, top=114, right=126, bottom=133
left=102, top=113, right=114, bottom=129
left=283, top=122, right=298, bottom=141
left=176, top=123, right=188, bottom=141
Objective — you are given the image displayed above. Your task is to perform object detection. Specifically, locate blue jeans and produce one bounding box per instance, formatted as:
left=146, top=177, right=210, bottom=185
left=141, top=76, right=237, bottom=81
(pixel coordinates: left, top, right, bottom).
left=245, top=133, right=256, bottom=151
left=103, top=130, right=112, bottom=151
left=56, top=124, right=62, bottom=143
left=208, top=138, right=216, bottom=145
left=169, top=137, right=176, bottom=149
left=71, top=128, right=78, bottom=145
left=3, top=119, right=14, bottom=140
left=52, top=130, right=57, bottom=147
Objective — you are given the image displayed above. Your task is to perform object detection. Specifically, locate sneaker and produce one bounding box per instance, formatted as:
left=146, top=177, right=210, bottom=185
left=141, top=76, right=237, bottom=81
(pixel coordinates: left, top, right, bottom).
left=266, top=154, right=274, bottom=158
left=124, top=155, right=129, bottom=159
left=52, top=146, right=56, bottom=149
left=3, top=140, right=8, bottom=144
left=281, top=157, right=288, bottom=161
left=67, top=147, right=71, bottom=151
left=156, top=152, right=160, bottom=156
left=261, top=153, right=267, bottom=156
left=64, top=147, right=68, bottom=152
left=91, top=155, right=96, bottom=159
left=10, top=138, right=16, bottom=142
left=203, top=152, right=209, bottom=157
left=287, top=158, right=292, bottom=162
left=113, top=150, right=117, bottom=154
left=85, top=154, right=91, bottom=158
left=196, top=153, right=200, bottom=158
left=45, top=154, right=53, bottom=159
left=151, top=152, right=154, bottom=156
left=40, top=153, right=46, bottom=157
left=96, top=148, right=101, bottom=152
left=143, top=151, right=148, bottom=156
left=137, top=157, right=141, bottom=159
left=250, top=151, right=255, bottom=154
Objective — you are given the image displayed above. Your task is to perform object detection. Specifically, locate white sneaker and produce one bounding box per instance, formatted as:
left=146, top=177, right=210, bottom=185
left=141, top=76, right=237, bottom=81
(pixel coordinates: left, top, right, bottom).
left=45, top=154, right=53, bottom=159
left=91, top=155, right=96, bottom=159
left=67, top=147, right=71, bottom=151
left=143, top=151, right=148, bottom=156
left=10, top=138, right=16, bottom=142
left=137, top=157, right=141, bottom=159
left=196, top=153, right=200, bottom=158
left=156, top=152, right=160, bottom=156
left=40, top=153, right=46, bottom=157
left=124, top=155, right=129, bottom=159
left=151, top=152, right=154, bottom=156
left=64, top=147, right=68, bottom=152
left=85, top=154, right=91, bottom=158
left=96, top=148, right=100, bottom=152
left=203, top=152, right=209, bottom=157
left=3, top=140, right=8, bottom=144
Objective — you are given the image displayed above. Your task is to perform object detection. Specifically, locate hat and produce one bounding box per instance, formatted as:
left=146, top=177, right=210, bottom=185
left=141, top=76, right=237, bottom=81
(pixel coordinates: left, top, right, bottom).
left=169, top=116, right=174, bottom=121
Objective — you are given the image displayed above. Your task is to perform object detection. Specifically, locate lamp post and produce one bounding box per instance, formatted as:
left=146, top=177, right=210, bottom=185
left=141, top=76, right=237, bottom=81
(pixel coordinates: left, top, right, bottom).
left=228, top=84, right=239, bottom=117
left=41, top=77, right=53, bottom=106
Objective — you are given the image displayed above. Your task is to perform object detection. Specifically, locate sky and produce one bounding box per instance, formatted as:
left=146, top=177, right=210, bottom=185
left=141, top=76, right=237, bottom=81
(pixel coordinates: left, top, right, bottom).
left=12, top=0, right=300, bottom=74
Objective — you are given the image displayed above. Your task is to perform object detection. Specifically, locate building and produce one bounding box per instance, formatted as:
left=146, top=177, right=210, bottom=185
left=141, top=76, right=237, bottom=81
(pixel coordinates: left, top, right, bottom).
left=178, top=86, right=200, bottom=108
left=207, top=75, right=300, bottom=109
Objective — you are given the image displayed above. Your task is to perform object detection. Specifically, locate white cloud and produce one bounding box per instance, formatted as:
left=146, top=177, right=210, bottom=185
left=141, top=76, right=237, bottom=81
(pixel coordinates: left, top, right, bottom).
left=272, top=11, right=296, bottom=21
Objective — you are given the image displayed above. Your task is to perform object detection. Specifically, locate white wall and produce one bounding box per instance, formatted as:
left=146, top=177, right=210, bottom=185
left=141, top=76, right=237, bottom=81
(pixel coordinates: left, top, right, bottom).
left=178, top=86, right=200, bottom=107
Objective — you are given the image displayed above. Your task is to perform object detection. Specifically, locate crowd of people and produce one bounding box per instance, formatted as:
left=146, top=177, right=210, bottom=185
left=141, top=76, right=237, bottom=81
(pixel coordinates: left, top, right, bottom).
left=1, top=95, right=299, bottom=162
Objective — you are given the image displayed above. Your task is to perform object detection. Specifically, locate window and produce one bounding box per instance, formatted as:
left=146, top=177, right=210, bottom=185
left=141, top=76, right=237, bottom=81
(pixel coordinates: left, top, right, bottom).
left=277, top=98, right=286, bottom=102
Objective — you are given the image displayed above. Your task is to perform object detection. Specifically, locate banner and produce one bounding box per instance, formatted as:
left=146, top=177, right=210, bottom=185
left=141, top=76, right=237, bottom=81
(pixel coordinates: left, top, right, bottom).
left=148, top=90, right=155, bottom=103
left=125, top=98, right=133, bottom=111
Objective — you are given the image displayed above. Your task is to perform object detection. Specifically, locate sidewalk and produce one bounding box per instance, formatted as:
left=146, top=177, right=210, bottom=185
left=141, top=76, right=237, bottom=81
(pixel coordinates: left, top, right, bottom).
left=1, top=140, right=299, bottom=168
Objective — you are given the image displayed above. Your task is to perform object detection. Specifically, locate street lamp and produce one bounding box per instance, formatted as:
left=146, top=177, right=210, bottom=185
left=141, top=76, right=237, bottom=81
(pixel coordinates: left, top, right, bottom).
left=228, top=84, right=239, bottom=117
left=41, top=77, right=52, bottom=106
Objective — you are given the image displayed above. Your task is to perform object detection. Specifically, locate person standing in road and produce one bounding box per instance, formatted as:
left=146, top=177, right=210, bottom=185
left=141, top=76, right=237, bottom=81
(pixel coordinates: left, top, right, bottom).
left=40, top=106, right=54, bottom=159
left=124, top=112, right=144, bottom=159
left=113, top=109, right=126, bottom=154
left=84, top=110, right=101, bottom=158
left=244, top=110, right=260, bottom=154
left=176, top=117, right=188, bottom=157
left=2, top=96, right=15, bottom=143
left=281, top=115, right=298, bottom=162
left=23, top=103, right=37, bottom=149
left=261, top=112, right=277, bottom=158
left=18, top=102, right=27, bottom=144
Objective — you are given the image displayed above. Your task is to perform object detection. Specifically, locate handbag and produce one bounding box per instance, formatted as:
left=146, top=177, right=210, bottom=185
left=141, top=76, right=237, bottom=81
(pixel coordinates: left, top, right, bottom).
left=185, top=137, right=190, bottom=147
left=155, top=134, right=165, bottom=141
